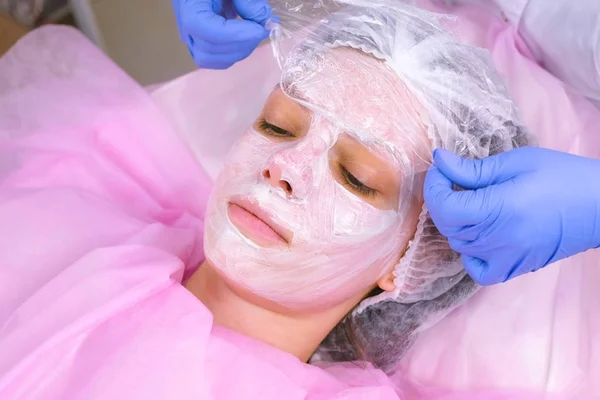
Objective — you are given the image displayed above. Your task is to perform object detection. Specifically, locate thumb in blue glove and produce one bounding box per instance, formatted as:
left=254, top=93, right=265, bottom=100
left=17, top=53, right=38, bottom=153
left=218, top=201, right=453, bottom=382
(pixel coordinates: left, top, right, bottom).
left=173, top=0, right=274, bottom=69
left=424, top=147, right=600, bottom=285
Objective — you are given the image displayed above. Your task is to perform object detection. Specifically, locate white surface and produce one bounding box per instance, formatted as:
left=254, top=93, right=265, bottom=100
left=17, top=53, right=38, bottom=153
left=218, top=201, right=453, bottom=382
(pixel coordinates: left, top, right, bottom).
left=517, top=0, right=600, bottom=108
left=452, top=0, right=600, bottom=107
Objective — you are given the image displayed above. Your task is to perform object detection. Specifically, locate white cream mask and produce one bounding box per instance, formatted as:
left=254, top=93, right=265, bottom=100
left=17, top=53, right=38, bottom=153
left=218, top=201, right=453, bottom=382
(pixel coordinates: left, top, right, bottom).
left=204, top=47, right=431, bottom=310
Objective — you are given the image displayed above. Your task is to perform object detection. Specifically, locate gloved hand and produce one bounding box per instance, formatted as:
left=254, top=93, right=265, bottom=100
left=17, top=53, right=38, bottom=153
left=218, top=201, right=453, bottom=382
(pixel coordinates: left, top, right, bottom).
left=173, top=0, right=274, bottom=69
left=424, top=146, right=600, bottom=285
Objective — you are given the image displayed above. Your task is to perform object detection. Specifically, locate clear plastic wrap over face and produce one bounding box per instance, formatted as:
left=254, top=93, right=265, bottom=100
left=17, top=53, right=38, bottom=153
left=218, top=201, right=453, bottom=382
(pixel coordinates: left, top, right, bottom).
left=204, top=45, right=429, bottom=309
left=204, top=0, right=531, bottom=312
left=274, top=0, right=530, bottom=309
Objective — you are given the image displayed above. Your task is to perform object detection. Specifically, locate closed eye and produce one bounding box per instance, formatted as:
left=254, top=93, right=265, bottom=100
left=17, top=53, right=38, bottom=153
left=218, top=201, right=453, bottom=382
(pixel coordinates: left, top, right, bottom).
left=258, top=119, right=294, bottom=138
left=340, top=166, right=378, bottom=197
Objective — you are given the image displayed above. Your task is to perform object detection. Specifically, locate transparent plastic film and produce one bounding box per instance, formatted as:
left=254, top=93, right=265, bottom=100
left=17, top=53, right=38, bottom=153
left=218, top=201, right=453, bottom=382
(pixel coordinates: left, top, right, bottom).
left=249, top=0, right=534, bottom=372
left=204, top=0, right=533, bottom=373
left=267, top=1, right=345, bottom=70
left=205, top=6, right=431, bottom=312
left=262, top=0, right=532, bottom=309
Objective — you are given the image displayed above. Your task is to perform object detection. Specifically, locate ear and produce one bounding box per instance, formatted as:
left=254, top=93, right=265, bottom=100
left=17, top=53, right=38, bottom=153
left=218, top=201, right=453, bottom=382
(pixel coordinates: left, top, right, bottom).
left=376, top=269, right=396, bottom=292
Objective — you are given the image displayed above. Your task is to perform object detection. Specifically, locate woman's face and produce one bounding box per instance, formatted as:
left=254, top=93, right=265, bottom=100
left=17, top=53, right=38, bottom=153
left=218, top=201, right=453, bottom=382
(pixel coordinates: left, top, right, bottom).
left=204, top=48, right=431, bottom=310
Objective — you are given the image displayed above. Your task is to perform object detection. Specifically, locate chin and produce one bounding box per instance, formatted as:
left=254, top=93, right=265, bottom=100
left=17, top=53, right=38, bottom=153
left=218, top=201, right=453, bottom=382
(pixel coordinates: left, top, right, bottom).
left=202, top=198, right=372, bottom=313
left=201, top=255, right=309, bottom=314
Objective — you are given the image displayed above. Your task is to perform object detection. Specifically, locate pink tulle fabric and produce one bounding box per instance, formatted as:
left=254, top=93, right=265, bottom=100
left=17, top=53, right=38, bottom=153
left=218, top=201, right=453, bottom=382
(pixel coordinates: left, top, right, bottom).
left=0, top=2, right=599, bottom=399
left=0, top=26, right=401, bottom=400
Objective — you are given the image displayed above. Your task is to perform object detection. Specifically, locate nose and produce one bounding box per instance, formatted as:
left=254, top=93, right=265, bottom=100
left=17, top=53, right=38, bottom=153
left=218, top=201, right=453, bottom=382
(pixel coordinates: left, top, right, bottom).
left=262, top=165, right=293, bottom=197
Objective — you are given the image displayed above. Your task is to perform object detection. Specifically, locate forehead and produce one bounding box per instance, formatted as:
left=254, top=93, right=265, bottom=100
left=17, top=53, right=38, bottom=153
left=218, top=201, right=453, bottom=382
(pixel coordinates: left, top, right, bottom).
left=281, top=47, right=430, bottom=164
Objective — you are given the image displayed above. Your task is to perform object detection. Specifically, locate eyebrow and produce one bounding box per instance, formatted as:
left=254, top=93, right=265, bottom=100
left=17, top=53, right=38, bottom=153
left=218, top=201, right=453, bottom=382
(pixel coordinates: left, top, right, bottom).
left=275, top=82, right=310, bottom=104
left=274, top=83, right=390, bottom=152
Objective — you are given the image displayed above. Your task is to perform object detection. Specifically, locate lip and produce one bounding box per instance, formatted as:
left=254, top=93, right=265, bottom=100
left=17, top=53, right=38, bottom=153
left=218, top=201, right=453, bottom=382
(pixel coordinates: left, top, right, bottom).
left=227, top=196, right=291, bottom=247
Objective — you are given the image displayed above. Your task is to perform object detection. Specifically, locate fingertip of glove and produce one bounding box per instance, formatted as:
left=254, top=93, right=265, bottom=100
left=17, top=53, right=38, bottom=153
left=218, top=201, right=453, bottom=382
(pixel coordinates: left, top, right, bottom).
left=236, top=1, right=273, bottom=26
left=232, top=18, right=270, bottom=41
left=462, top=255, right=493, bottom=286
left=432, top=149, right=457, bottom=178
left=433, top=148, right=461, bottom=167
left=255, top=4, right=274, bottom=26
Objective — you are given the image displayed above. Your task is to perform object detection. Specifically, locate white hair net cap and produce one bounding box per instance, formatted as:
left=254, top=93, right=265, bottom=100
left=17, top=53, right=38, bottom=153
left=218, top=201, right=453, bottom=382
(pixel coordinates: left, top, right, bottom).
left=269, top=0, right=533, bottom=373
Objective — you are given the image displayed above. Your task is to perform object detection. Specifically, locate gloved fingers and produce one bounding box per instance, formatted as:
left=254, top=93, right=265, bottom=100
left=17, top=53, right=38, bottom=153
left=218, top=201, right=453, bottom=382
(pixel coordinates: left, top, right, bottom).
left=193, top=38, right=264, bottom=55
left=464, top=251, right=529, bottom=286
left=452, top=223, right=488, bottom=241
left=223, top=3, right=238, bottom=19
left=447, top=236, right=492, bottom=256
left=424, top=165, right=491, bottom=228
left=233, top=0, right=273, bottom=25
left=502, top=253, right=528, bottom=282
left=210, top=0, right=238, bottom=19
left=448, top=236, right=497, bottom=257
left=182, top=2, right=269, bottom=44
left=433, top=148, right=528, bottom=190
left=447, top=237, right=469, bottom=254
left=269, top=14, right=281, bottom=24
left=191, top=48, right=255, bottom=69
left=461, top=254, right=498, bottom=286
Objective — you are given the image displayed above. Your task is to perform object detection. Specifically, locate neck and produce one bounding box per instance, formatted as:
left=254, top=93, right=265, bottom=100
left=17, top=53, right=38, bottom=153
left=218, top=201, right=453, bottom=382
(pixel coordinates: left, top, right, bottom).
left=184, top=261, right=358, bottom=362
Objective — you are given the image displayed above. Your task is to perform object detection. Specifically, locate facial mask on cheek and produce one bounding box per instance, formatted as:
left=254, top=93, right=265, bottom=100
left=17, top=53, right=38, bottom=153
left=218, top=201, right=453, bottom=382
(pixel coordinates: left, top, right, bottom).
left=204, top=121, right=407, bottom=310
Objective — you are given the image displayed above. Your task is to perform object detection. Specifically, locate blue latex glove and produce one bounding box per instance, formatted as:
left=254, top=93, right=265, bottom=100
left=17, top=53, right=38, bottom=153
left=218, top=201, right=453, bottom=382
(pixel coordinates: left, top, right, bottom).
left=424, top=146, right=600, bottom=286
left=173, top=0, right=273, bottom=69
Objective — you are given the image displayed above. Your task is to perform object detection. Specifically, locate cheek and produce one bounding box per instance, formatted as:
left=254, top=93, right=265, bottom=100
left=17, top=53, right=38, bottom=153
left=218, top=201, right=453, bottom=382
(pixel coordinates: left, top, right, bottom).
left=217, top=131, right=273, bottom=180
left=227, top=132, right=265, bottom=164
left=327, top=188, right=421, bottom=275
left=331, top=188, right=400, bottom=240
